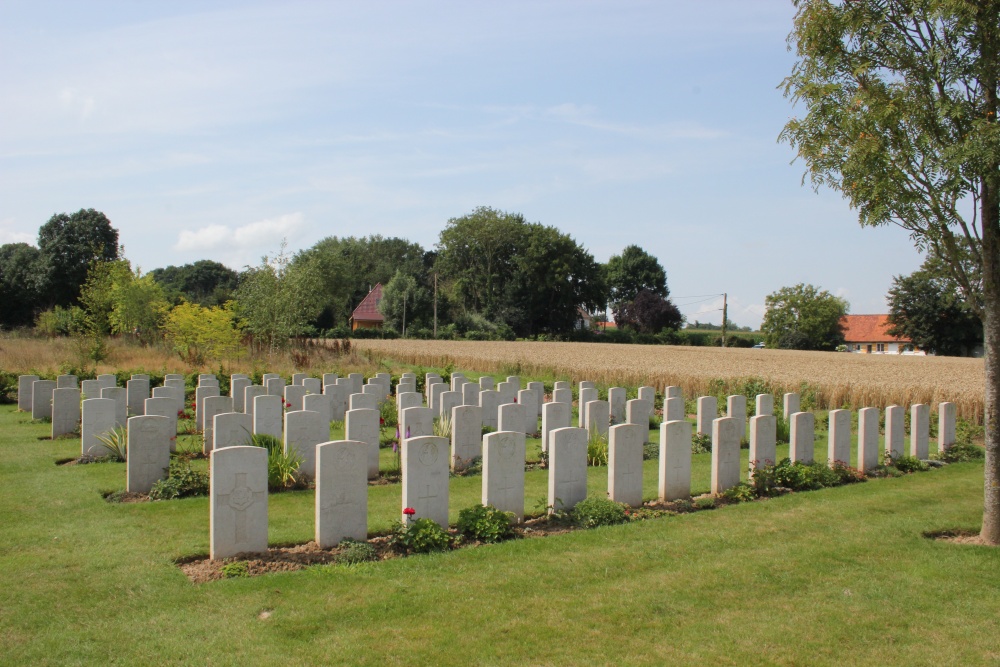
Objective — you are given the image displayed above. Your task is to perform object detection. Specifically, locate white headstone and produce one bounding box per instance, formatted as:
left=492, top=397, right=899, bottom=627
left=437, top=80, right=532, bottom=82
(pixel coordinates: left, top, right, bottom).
left=243, top=385, right=266, bottom=418
left=858, top=407, right=880, bottom=473
left=126, top=378, right=149, bottom=416
left=401, top=435, right=450, bottom=526
left=885, top=405, right=904, bottom=459
left=578, top=387, right=598, bottom=427
left=81, top=379, right=102, bottom=402
left=518, top=389, right=538, bottom=433
left=497, top=381, right=517, bottom=406
left=499, top=402, right=526, bottom=435
left=783, top=393, right=800, bottom=419
left=478, top=376, right=495, bottom=391
left=608, top=423, right=644, bottom=507
left=145, top=397, right=179, bottom=452
left=292, top=373, right=308, bottom=386
left=910, top=404, right=930, bottom=459
left=253, top=394, right=283, bottom=439
left=81, top=398, right=116, bottom=457
left=284, top=410, right=326, bottom=478
left=57, top=374, right=78, bottom=389
left=439, top=390, right=462, bottom=422
left=126, top=415, right=171, bottom=493
left=230, top=377, right=251, bottom=412
left=31, top=380, right=56, bottom=420
left=429, top=382, right=448, bottom=414
left=584, top=399, right=610, bottom=438
left=397, top=391, right=423, bottom=424
left=17, top=375, right=39, bottom=411
left=51, top=387, right=81, bottom=438
left=638, top=386, right=656, bottom=407
left=938, top=402, right=957, bottom=452
left=203, top=395, right=234, bottom=454
left=479, top=390, right=501, bottom=430
left=483, top=430, right=527, bottom=520
left=462, top=382, right=480, bottom=407
left=350, top=393, right=378, bottom=411
left=579, top=380, right=595, bottom=391
left=302, top=377, right=322, bottom=396
left=727, top=395, right=747, bottom=440
left=266, top=377, right=286, bottom=397
left=827, top=409, right=851, bottom=466
left=451, top=405, right=483, bottom=470
left=527, top=382, right=545, bottom=420
left=214, top=411, right=253, bottom=451
left=711, top=417, right=741, bottom=494
left=659, top=420, right=692, bottom=501
left=748, top=415, right=776, bottom=473
left=450, top=374, right=466, bottom=392
left=322, top=373, right=338, bottom=387
left=552, top=388, right=572, bottom=406
left=101, top=386, right=127, bottom=430
left=210, top=445, right=268, bottom=560
left=626, top=399, right=652, bottom=432
left=755, top=394, right=774, bottom=417
left=541, top=401, right=570, bottom=453
left=345, top=408, right=380, bottom=479
left=608, top=387, right=627, bottom=425
left=665, top=386, right=682, bottom=399
left=401, top=406, right=434, bottom=440
left=284, top=385, right=307, bottom=412
left=262, top=372, right=280, bottom=384
left=303, top=393, right=334, bottom=425
left=348, top=373, right=363, bottom=395
left=664, top=396, right=685, bottom=423
left=789, top=412, right=815, bottom=463
left=696, top=396, right=717, bottom=436
left=553, top=380, right=570, bottom=391
left=315, top=440, right=369, bottom=547
left=326, top=381, right=350, bottom=421
left=97, top=374, right=117, bottom=390
left=548, top=427, right=588, bottom=512
left=195, top=385, right=220, bottom=430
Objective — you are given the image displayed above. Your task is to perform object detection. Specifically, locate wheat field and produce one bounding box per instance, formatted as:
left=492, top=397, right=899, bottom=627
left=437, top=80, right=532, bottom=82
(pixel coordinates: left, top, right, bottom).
left=352, top=339, right=986, bottom=421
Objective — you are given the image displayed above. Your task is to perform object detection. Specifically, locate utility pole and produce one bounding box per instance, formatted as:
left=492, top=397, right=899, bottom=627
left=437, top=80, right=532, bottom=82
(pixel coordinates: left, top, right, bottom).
left=433, top=272, right=438, bottom=339
left=402, top=291, right=407, bottom=338
left=721, top=292, right=728, bottom=347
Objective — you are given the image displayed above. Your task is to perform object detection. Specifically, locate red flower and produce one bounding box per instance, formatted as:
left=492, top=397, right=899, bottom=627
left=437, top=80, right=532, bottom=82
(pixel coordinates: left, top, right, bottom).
left=403, top=507, right=416, bottom=516
left=284, top=401, right=292, bottom=408
left=380, top=417, right=385, bottom=426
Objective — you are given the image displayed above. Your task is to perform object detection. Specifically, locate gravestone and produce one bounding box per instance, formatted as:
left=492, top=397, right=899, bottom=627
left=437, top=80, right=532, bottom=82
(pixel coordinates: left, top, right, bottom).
left=203, top=396, right=234, bottom=454
left=292, top=373, right=308, bottom=386
left=450, top=374, right=466, bottom=392
left=302, top=378, right=322, bottom=396
left=163, top=378, right=186, bottom=408
left=696, top=396, right=717, bottom=436
left=401, top=406, right=434, bottom=440
left=541, top=401, right=570, bottom=453
left=57, top=374, right=78, bottom=389
left=397, top=392, right=423, bottom=425
left=210, top=445, right=268, bottom=560
left=315, top=440, right=369, bottom=547
left=451, top=405, right=483, bottom=469
left=553, top=380, right=570, bottom=391
left=31, top=380, right=56, bottom=420
left=18, top=375, right=39, bottom=411
left=81, top=398, right=116, bottom=457
left=579, top=381, right=595, bottom=391
left=199, top=373, right=217, bottom=384
left=518, top=389, right=538, bottom=433
left=195, top=385, right=220, bottom=431
left=938, top=402, right=957, bottom=452
left=82, top=379, right=103, bottom=402
left=827, top=409, right=851, bottom=466
left=789, top=412, right=815, bottom=464
left=664, top=396, right=685, bottom=423
left=401, top=435, right=450, bottom=527
left=783, top=393, right=800, bottom=419
left=727, top=395, right=747, bottom=440
left=97, top=374, right=117, bottom=390
left=397, top=381, right=416, bottom=397
left=608, top=387, right=627, bottom=425
left=126, top=378, right=149, bottom=417
left=497, top=381, right=517, bottom=406
left=479, top=390, right=501, bottom=430
left=345, top=408, right=380, bottom=479
left=626, top=399, right=651, bottom=433
left=284, top=385, right=307, bottom=412
left=145, top=397, right=179, bottom=452
left=243, top=385, right=266, bottom=418
left=505, top=376, right=520, bottom=389
left=101, top=386, right=127, bottom=430
left=910, top=404, right=930, bottom=459
left=262, top=372, right=280, bottom=384
left=303, top=393, right=334, bottom=425
left=584, top=400, right=610, bottom=438
left=266, top=377, right=286, bottom=397
left=711, top=417, right=741, bottom=494
left=548, top=427, right=588, bottom=512
left=578, top=388, right=598, bottom=427
left=608, top=423, right=644, bottom=507
left=478, top=376, right=495, bottom=391
left=326, top=382, right=350, bottom=421
left=483, top=431, right=527, bottom=520
left=858, top=407, right=880, bottom=473
left=439, top=390, right=461, bottom=422
left=756, top=394, right=774, bottom=417
left=230, top=377, right=251, bottom=412
left=462, top=382, right=480, bottom=407
left=659, top=419, right=692, bottom=501
left=638, top=386, right=656, bottom=407
left=322, top=373, right=338, bottom=387
left=429, top=382, right=448, bottom=414
left=748, top=415, right=777, bottom=474
left=213, top=411, right=253, bottom=451
left=253, top=394, right=283, bottom=439
left=665, top=386, right=682, bottom=399
left=284, top=410, right=326, bottom=478
left=51, top=388, right=81, bottom=438
left=362, top=383, right=383, bottom=403
left=350, top=393, right=378, bottom=411
left=164, top=373, right=184, bottom=382
left=126, top=415, right=171, bottom=493
left=425, top=376, right=442, bottom=402
left=885, top=405, right=904, bottom=458
left=527, top=382, right=545, bottom=420
left=348, top=373, right=363, bottom=395
left=552, top=388, right=572, bottom=406
left=498, top=402, right=526, bottom=434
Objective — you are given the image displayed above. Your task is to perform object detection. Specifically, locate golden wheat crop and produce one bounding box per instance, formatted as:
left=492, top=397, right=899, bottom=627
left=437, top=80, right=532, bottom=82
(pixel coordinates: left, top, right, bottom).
left=351, top=339, right=986, bottom=422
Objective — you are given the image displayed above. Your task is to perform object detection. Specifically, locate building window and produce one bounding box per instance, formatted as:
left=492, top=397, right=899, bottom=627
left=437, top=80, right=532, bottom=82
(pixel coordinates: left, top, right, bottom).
left=876, top=343, right=885, bottom=352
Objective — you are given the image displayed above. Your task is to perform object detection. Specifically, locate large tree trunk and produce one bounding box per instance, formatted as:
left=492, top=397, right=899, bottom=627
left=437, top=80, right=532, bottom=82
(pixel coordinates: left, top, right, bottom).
left=981, top=173, right=1000, bottom=543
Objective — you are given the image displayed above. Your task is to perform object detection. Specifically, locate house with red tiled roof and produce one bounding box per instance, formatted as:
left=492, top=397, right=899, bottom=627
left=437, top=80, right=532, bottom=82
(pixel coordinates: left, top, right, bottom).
left=840, top=314, right=926, bottom=355
left=350, top=283, right=384, bottom=331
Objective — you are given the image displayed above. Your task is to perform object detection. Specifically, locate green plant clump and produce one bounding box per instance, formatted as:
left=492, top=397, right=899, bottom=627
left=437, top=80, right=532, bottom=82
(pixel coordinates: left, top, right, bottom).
left=892, top=455, right=930, bottom=473
left=691, top=432, right=711, bottom=454
left=751, top=458, right=866, bottom=496
left=587, top=430, right=608, bottom=466
left=456, top=504, right=515, bottom=543
left=391, top=517, right=452, bottom=554
left=939, top=442, right=985, bottom=463
left=220, top=561, right=250, bottom=578
left=250, top=433, right=306, bottom=491
left=570, top=496, right=629, bottom=528
left=335, top=540, right=378, bottom=565
left=94, top=425, right=128, bottom=462
left=149, top=460, right=209, bottom=500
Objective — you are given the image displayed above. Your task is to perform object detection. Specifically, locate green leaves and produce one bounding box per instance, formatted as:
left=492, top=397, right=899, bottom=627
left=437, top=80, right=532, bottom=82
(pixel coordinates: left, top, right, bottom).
left=760, top=283, right=848, bottom=351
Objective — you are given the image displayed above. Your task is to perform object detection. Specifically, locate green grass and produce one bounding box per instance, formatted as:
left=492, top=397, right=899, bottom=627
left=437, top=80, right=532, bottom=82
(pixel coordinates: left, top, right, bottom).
left=2, top=403, right=999, bottom=665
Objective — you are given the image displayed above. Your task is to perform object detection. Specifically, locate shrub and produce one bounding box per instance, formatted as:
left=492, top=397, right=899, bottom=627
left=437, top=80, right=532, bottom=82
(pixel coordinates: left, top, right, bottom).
left=335, top=540, right=378, bottom=565
left=457, top=504, right=515, bottom=543
left=939, top=442, right=985, bottom=463
left=391, top=517, right=452, bottom=554
left=587, top=429, right=608, bottom=466
left=149, top=460, right=209, bottom=500
left=250, top=433, right=306, bottom=491
left=379, top=399, right=397, bottom=428
left=691, top=432, right=711, bottom=455
left=434, top=415, right=452, bottom=439
left=95, top=426, right=128, bottom=462
left=892, top=454, right=929, bottom=473
left=751, top=458, right=865, bottom=495
left=721, top=483, right=757, bottom=503
left=571, top=496, right=629, bottom=528
left=642, top=441, right=659, bottom=460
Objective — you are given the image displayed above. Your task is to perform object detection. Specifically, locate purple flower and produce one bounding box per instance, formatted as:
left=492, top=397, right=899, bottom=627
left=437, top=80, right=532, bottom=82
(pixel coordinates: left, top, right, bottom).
left=405, top=426, right=411, bottom=439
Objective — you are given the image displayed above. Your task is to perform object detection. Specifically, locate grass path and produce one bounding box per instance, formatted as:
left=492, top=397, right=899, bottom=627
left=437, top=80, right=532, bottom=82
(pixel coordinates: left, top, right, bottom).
left=2, top=404, right=999, bottom=666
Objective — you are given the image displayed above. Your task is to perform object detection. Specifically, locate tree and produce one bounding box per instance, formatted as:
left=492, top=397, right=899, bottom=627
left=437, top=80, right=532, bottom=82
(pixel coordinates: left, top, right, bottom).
left=887, top=268, right=982, bottom=356
left=613, top=288, right=683, bottom=334
left=161, top=301, right=242, bottom=364
left=379, top=270, right=430, bottom=335
left=605, top=245, right=668, bottom=310
left=0, top=243, right=45, bottom=328
left=780, top=0, right=1000, bottom=541
left=760, top=284, right=848, bottom=351
left=149, top=260, right=239, bottom=307
left=37, top=209, right=119, bottom=307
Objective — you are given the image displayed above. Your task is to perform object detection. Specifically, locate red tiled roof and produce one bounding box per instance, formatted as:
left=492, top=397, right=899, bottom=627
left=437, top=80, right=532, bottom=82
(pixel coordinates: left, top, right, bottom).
left=840, top=314, right=910, bottom=344
left=351, top=283, right=384, bottom=323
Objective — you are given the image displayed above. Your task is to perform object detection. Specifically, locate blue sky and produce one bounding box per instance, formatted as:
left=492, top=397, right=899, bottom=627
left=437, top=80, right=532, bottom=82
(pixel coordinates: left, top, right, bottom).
left=0, top=1, right=923, bottom=328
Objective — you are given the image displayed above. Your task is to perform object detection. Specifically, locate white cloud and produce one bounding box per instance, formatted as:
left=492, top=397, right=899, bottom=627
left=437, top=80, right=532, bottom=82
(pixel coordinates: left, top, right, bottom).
left=0, top=218, right=35, bottom=245
left=174, top=213, right=304, bottom=253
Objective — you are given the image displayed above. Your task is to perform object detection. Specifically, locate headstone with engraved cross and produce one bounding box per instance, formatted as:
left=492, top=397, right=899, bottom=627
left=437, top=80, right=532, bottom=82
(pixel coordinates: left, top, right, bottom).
left=401, top=435, right=450, bottom=527
left=210, top=446, right=268, bottom=560
left=483, top=430, right=526, bottom=520
left=315, top=440, right=369, bottom=547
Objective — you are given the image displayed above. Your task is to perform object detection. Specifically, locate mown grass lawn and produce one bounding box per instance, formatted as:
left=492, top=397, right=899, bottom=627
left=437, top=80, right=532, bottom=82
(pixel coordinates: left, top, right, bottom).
left=2, top=402, right=998, bottom=666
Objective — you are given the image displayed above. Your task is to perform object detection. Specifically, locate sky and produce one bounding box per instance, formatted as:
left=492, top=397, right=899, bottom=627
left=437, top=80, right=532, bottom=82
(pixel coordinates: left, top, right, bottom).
left=0, top=0, right=925, bottom=329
